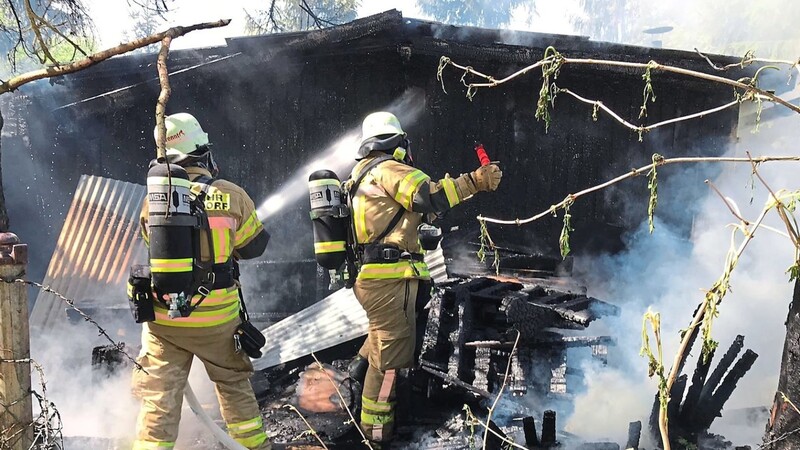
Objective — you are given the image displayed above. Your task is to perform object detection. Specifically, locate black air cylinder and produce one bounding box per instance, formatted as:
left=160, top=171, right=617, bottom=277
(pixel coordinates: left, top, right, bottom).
left=147, top=163, right=195, bottom=295
left=309, top=170, right=347, bottom=270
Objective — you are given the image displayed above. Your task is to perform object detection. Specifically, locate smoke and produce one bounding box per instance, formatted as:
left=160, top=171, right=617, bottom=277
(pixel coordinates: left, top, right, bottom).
left=28, top=314, right=140, bottom=442
left=564, top=76, right=800, bottom=447
left=255, top=87, right=427, bottom=222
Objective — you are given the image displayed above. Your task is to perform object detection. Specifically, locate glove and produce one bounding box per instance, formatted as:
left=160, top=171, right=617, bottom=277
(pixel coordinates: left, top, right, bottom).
left=470, top=164, right=502, bottom=192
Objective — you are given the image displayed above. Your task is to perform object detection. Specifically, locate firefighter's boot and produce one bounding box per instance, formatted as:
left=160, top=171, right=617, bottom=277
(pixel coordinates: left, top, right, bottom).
left=348, top=354, right=369, bottom=384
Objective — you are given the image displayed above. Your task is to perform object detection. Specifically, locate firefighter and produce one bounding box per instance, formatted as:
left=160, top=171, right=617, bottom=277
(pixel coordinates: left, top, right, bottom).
left=347, top=111, right=502, bottom=446
left=132, top=113, right=271, bottom=450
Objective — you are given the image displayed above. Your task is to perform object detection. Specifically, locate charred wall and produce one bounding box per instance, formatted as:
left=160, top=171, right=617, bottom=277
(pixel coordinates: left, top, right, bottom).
left=3, top=10, right=745, bottom=314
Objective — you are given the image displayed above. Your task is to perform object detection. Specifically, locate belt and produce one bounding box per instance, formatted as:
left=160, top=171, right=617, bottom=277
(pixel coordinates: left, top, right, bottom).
left=211, top=261, right=238, bottom=290
left=359, top=244, right=423, bottom=264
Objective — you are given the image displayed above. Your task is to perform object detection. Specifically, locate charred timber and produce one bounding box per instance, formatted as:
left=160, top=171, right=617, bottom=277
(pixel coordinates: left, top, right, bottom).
left=420, top=365, right=491, bottom=398
left=523, top=416, right=540, bottom=447
left=763, top=280, right=800, bottom=449
left=648, top=334, right=757, bottom=446
left=541, top=410, right=557, bottom=446
left=694, top=349, right=758, bottom=431
left=697, top=335, right=745, bottom=407
left=679, top=346, right=716, bottom=424
left=626, top=421, right=642, bottom=450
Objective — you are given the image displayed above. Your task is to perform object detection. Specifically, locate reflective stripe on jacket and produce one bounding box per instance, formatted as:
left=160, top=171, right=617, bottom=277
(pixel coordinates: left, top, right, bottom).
left=349, top=153, right=431, bottom=280
left=140, top=167, right=268, bottom=327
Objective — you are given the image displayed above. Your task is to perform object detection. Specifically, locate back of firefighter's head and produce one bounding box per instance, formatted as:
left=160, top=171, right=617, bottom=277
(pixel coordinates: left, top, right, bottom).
left=155, top=112, right=219, bottom=176
left=357, top=111, right=413, bottom=165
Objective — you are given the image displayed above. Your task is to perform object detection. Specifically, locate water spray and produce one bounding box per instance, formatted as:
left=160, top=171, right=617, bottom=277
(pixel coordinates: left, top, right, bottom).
left=255, top=87, right=427, bottom=223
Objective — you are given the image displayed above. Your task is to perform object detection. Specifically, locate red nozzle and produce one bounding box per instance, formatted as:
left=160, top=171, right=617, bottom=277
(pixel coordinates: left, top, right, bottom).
left=475, top=143, right=490, bottom=166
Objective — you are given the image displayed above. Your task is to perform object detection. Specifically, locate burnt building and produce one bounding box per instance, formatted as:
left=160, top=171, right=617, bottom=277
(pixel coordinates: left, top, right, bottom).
left=3, top=10, right=751, bottom=326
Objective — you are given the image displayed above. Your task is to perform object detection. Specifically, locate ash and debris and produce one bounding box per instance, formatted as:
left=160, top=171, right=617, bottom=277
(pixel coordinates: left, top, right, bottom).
left=250, top=241, right=758, bottom=449
left=77, top=240, right=758, bottom=449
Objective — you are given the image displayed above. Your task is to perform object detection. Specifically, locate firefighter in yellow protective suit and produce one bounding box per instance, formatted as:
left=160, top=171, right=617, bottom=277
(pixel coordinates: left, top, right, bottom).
left=346, top=112, right=502, bottom=446
left=132, top=113, right=271, bottom=450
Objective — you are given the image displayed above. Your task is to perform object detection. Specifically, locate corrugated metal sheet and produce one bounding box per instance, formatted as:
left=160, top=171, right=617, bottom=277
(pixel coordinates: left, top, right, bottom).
left=30, top=175, right=146, bottom=329
left=254, top=248, right=448, bottom=370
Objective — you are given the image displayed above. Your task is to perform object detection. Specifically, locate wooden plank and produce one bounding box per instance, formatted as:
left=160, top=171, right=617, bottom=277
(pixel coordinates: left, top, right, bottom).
left=0, top=241, right=33, bottom=450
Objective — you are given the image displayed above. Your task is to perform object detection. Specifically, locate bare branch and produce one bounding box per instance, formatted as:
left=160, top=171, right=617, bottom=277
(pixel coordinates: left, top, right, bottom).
left=660, top=204, right=771, bottom=450
left=442, top=55, right=800, bottom=115
left=747, top=152, right=800, bottom=253
left=705, top=179, right=749, bottom=226
left=310, top=352, right=374, bottom=449
left=23, top=0, right=58, bottom=65
left=562, top=87, right=741, bottom=135
left=463, top=405, right=530, bottom=450
left=694, top=48, right=799, bottom=74
left=155, top=33, right=173, bottom=160
left=282, top=404, right=330, bottom=449
left=482, top=330, right=521, bottom=449
left=478, top=155, right=800, bottom=226
left=1, top=19, right=231, bottom=95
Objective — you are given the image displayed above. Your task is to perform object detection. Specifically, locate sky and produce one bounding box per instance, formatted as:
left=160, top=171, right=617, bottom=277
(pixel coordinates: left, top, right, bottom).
left=88, top=0, right=583, bottom=50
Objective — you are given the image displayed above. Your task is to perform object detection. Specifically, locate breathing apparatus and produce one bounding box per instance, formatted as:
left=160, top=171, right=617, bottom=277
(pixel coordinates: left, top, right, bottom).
left=128, top=113, right=218, bottom=322
left=308, top=170, right=357, bottom=289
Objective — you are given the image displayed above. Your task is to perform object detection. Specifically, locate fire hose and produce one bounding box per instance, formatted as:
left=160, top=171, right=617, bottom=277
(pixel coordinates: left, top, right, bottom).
left=184, top=384, right=248, bottom=450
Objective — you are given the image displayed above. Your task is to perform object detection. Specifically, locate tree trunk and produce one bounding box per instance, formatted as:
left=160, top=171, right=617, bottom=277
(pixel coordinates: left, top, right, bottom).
left=0, top=110, right=8, bottom=232
left=763, top=279, right=800, bottom=449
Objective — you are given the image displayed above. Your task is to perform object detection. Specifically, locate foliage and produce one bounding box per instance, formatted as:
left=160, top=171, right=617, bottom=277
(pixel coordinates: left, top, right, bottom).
left=534, top=46, right=563, bottom=132
left=647, top=153, right=663, bottom=233
left=641, top=309, right=669, bottom=421
left=415, top=0, right=528, bottom=29
left=639, top=62, right=657, bottom=120
left=121, top=2, right=168, bottom=54
left=0, top=0, right=94, bottom=73
left=557, top=196, right=574, bottom=259
left=478, top=219, right=501, bottom=275
left=245, top=0, right=358, bottom=34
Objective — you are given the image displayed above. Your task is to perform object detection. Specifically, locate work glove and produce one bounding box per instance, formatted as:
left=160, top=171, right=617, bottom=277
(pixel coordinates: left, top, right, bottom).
left=470, top=164, right=502, bottom=192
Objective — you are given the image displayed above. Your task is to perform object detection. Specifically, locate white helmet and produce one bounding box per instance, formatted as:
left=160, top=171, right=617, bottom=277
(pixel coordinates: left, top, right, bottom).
left=357, top=112, right=406, bottom=159
left=360, top=112, right=404, bottom=145
left=155, top=113, right=209, bottom=161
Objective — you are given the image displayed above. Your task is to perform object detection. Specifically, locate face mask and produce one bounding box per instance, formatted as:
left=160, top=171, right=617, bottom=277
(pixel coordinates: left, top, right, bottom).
left=207, top=152, right=219, bottom=177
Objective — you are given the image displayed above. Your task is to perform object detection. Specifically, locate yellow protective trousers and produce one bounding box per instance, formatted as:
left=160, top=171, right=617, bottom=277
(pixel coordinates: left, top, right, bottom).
left=131, top=320, right=270, bottom=450
left=354, top=277, right=420, bottom=443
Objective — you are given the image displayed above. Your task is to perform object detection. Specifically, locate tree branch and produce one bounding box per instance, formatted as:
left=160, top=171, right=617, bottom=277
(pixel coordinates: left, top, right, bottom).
left=441, top=55, right=800, bottom=115
left=483, top=330, right=520, bottom=449
left=155, top=33, right=173, bottom=160
left=559, top=87, right=740, bottom=135
left=0, top=19, right=231, bottom=95
left=694, top=48, right=799, bottom=75
left=310, top=352, right=374, bottom=450
left=660, top=202, right=771, bottom=450
left=478, top=155, right=800, bottom=226
left=23, top=0, right=58, bottom=65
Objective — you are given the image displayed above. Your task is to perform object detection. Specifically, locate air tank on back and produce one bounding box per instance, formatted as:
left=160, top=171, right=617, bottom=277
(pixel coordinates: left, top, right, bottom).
left=146, top=163, right=195, bottom=296
left=308, top=170, right=348, bottom=270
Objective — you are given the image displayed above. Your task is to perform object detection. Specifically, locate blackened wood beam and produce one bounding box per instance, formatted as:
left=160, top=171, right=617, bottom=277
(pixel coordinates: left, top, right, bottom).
left=696, top=349, right=759, bottom=431
left=523, top=416, right=540, bottom=447
left=667, top=374, right=689, bottom=425
left=626, top=420, right=642, bottom=450
left=679, top=346, right=716, bottom=424
left=696, top=335, right=745, bottom=408
left=541, top=410, right=557, bottom=446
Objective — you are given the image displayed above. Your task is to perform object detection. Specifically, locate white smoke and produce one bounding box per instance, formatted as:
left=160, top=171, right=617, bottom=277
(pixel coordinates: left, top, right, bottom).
left=565, top=76, right=800, bottom=447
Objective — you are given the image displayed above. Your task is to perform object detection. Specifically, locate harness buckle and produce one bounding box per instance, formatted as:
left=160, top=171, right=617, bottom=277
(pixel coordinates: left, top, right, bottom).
left=382, top=247, right=401, bottom=261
